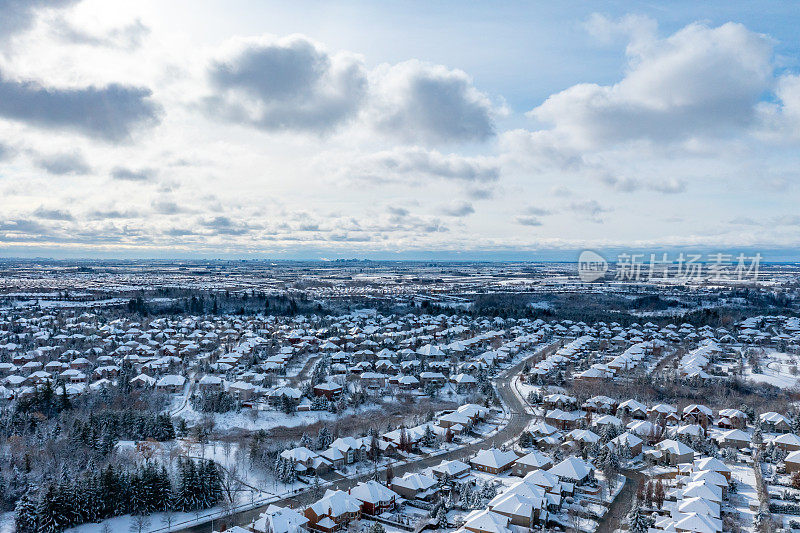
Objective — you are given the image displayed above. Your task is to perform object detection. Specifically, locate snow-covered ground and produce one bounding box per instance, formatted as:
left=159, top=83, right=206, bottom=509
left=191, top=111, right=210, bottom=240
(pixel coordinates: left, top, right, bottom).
left=176, top=401, right=388, bottom=432
left=744, top=351, right=800, bottom=389
left=730, top=462, right=759, bottom=528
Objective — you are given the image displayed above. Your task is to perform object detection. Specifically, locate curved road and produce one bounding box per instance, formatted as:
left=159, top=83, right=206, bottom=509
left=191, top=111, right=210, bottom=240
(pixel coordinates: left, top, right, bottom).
left=176, top=341, right=561, bottom=533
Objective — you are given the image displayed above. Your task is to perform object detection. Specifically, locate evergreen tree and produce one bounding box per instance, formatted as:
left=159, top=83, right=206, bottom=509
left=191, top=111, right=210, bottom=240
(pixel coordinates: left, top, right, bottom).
left=316, top=427, right=332, bottom=450
left=14, top=489, right=38, bottom=533
left=627, top=500, right=652, bottom=533
left=36, top=483, right=58, bottom=533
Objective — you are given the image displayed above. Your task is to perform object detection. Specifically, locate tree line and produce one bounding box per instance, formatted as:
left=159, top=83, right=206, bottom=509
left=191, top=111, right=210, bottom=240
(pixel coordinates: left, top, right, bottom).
left=15, top=458, right=223, bottom=533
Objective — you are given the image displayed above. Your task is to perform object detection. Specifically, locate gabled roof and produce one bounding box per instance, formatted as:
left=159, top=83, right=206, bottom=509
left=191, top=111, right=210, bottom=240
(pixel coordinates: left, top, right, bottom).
left=549, top=456, right=593, bottom=481
left=657, top=439, right=695, bottom=456
left=253, top=505, right=309, bottom=533
left=471, top=448, right=518, bottom=469
left=309, top=490, right=361, bottom=518
left=463, top=510, right=511, bottom=533
left=349, top=480, right=398, bottom=504
left=515, top=450, right=552, bottom=468
left=391, top=472, right=437, bottom=491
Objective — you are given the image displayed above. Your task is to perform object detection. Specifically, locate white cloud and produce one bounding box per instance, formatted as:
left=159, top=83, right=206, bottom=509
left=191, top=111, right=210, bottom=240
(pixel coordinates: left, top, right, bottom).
left=0, top=0, right=79, bottom=43
left=204, top=34, right=367, bottom=133
left=341, top=146, right=499, bottom=183
left=529, top=20, right=773, bottom=149
left=440, top=201, right=475, bottom=217
left=369, top=59, right=496, bottom=144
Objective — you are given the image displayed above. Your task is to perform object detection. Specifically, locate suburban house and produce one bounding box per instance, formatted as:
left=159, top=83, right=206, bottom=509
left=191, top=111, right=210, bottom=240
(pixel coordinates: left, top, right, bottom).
left=390, top=472, right=438, bottom=500
left=303, top=490, right=361, bottom=532
left=313, top=381, right=343, bottom=400
left=431, top=459, right=470, bottom=480
left=348, top=481, right=398, bottom=515
left=512, top=450, right=553, bottom=477
left=470, top=448, right=518, bottom=474
left=252, top=505, right=309, bottom=533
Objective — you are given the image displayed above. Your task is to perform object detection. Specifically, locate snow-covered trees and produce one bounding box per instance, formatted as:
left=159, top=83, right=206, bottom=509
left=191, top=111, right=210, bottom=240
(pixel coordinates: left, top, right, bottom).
left=317, top=426, right=332, bottom=450
left=14, top=489, right=38, bottom=533
left=627, top=500, right=653, bottom=533
left=274, top=456, right=297, bottom=485
left=15, top=459, right=223, bottom=532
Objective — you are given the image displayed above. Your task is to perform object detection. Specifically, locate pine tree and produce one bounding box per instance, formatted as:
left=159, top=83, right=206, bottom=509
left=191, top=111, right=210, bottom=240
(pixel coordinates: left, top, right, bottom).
left=14, top=489, right=38, bottom=533
left=158, top=464, right=173, bottom=512
left=174, top=461, right=190, bottom=512
left=99, top=465, right=118, bottom=518
left=627, top=500, right=651, bottom=533
left=436, top=506, right=448, bottom=527
left=129, top=468, right=146, bottom=516
left=423, top=426, right=435, bottom=447
left=36, top=483, right=58, bottom=533
left=186, top=460, right=201, bottom=511
left=204, top=461, right=223, bottom=508
left=317, top=427, right=332, bottom=450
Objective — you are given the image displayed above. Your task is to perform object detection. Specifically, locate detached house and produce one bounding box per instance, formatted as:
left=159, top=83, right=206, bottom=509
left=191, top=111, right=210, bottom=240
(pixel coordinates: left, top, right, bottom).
left=470, top=448, right=517, bottom=474
left=348, top=481, right=398, bottom=515
left=304, top=490, right=361, bottom=532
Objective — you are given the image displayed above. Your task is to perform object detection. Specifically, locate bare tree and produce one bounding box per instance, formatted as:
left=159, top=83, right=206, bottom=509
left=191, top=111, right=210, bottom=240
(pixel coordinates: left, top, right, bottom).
left=162, top=508, right=176, bottom=531
left=220, top=462, right=245, bottom=504
left=130, top=513, right=152, bottom=533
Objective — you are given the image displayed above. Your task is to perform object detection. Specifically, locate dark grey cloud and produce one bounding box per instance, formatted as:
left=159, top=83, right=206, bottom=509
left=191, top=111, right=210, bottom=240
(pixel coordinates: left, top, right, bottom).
left=164, top=227, right=199, bottom=237
left=87, top=209, right=138, bottom=220
left=200, top=216, right=259, bottom=235
left=111, top=166, right=157, bottom=181
left=354, top=147, right=498, bottom=183
left=523, top=206, right=552, bottom=216
left=387, top=206, right=409, bottom=217
left=328, top=232, right=372, bottom=242
left=467, top=187, right=494, bottom=200
left=551, top=186, right=573, bottom=197
left=774, top=215, right=800, bottom=226
left=0, top=70, right=161, bottom=142
left=515, top=216, right=542, bottom=226
left=567, top=200, right=611, bottom=223
left=0, top=218, right=50, bottom=234
left=205, top=36, right=366, bottom=133
left=152, top=200, right=188, bottom=214
left=34, top=151, right=91, bottom=175
left=514, top=205, right=552, bottom=226
left=0, top=141, right=13, bottom=161
left=0, top=0, right=78, bottom=41
left=600, top=174, right=687, bottom=194
left=33, top=206, right=73, bottom=220
left=441, top=201, right=475, bottom=217
left=373, top=60, right=495, bottom=144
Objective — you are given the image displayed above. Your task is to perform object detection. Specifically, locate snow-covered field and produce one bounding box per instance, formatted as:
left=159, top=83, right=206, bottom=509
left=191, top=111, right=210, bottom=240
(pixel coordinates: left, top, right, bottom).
left=176, top=401, right=388, bottom=432
left=745, top=351, right=800, bottom=389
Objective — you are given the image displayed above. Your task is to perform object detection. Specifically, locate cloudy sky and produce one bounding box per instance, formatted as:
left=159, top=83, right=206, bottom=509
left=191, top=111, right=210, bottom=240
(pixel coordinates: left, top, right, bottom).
left=1, top=0, right=800, bottom=260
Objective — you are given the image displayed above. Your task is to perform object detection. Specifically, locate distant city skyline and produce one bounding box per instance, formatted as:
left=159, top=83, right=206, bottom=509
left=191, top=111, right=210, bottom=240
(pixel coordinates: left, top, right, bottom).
left=1, top=1, right=800, bottom=258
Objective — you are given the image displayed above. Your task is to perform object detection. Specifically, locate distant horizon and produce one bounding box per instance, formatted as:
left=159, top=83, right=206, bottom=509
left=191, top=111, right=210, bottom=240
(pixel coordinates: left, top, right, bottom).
left=1, top=246, right=799, bottom=263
